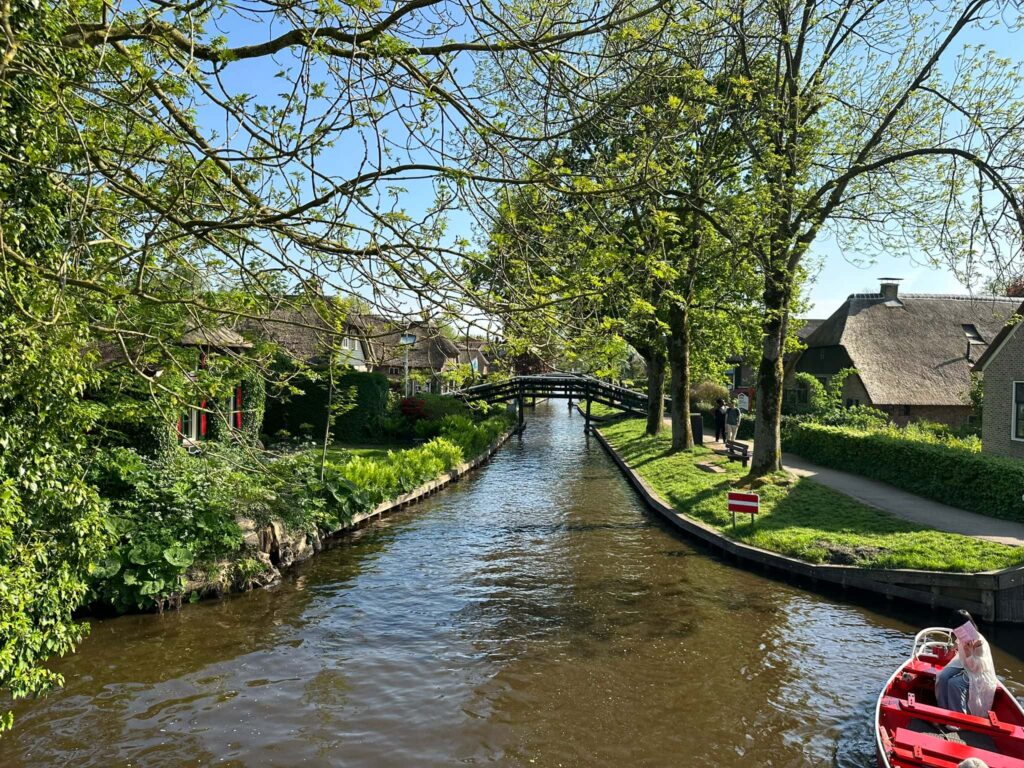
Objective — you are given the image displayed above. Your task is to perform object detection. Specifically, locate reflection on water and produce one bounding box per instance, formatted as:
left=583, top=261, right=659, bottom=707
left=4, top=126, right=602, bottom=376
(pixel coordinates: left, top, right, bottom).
left=4, top=402, right=1024, bottom=767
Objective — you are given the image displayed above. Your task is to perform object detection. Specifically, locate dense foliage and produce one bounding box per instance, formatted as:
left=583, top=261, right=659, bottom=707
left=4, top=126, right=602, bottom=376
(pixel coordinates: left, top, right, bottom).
left=0, top=0, right=110, bottom=730
left=86, top=409, right=514, bottom=612
left=263, top=370, right=390, bottom=444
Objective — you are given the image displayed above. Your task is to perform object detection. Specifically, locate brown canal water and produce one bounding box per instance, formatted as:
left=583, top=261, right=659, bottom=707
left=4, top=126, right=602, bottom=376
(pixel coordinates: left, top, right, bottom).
left=5, top=402, right=1024, bottom=767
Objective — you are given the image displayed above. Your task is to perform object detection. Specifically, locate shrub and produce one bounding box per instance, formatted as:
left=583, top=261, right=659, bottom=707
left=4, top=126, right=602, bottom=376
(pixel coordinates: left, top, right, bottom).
left=691, top=380, right=730, bottom=405
left=783, top=423, right=1024, bottom=522
left=88, top=445, right=261, bottom=611
left=263, top=369, right=390, bottom=442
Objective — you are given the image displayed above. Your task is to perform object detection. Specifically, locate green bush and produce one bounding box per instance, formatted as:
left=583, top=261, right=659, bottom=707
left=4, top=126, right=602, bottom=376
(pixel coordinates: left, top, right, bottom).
left=783, top=423, right=1024, bottom=521
left=88, top=445, right=262, bottom=611
left=263, top=369, right=390, bottom=442
left=691, top=380, right=730, bottom=406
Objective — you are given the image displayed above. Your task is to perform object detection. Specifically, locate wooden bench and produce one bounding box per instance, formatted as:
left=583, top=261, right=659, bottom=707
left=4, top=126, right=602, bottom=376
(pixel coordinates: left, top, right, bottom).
left=725, top=440, right=750, bottom=467
left=891, top=726, right=1024, bottom=768
left=881, top=696, right=1023, bottom=740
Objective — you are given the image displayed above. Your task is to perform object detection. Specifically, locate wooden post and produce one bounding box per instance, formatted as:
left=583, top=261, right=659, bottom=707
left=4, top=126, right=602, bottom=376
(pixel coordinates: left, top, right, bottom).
left=517, top=383, right=525, bottom=433
left=585, top=396, right=592, bottom=433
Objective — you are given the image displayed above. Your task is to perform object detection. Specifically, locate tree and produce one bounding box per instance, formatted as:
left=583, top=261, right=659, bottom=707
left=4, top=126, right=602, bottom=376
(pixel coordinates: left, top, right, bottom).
left=672, top=0, right=1024, bottom=474
left=471, top=22, right=764, bottom=442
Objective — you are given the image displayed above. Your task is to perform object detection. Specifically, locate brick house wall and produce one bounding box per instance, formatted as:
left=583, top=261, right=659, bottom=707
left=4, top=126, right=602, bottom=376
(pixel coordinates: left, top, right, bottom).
left=980, top=326, right=1024, bottom=458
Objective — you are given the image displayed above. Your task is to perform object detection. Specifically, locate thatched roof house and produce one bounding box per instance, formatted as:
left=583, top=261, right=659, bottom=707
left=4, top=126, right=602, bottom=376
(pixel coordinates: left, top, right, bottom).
left=359, top=316, right=462, bottom=393
left=790, top=278, right=1018, bottom=426
left=242, top=305, right=370, bottom=370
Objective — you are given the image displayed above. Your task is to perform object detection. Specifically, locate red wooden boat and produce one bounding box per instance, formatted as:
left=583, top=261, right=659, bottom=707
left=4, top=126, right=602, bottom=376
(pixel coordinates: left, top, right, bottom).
left=877, top=627, right=1024, bottom=768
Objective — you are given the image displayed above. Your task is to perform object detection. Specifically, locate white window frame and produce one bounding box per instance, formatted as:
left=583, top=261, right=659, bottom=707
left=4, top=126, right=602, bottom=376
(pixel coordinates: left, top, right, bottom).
left=182, top=406, right=201, bottom=443
left=1012, top=381, right=1024, bottom=442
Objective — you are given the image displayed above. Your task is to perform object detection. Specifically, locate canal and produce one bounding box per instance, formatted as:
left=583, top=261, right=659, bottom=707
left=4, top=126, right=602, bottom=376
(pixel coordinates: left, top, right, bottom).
left=5, top=402, right=1024, bottom=766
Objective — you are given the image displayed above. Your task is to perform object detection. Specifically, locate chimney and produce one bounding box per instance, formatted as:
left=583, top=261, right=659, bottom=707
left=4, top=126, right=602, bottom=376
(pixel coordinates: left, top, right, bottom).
left=879, top=277, right=903, bottom=304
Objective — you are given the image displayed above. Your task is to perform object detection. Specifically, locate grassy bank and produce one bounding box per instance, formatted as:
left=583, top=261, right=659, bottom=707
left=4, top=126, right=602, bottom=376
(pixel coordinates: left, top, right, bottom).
left=600, top=418, right=1024, bottom=573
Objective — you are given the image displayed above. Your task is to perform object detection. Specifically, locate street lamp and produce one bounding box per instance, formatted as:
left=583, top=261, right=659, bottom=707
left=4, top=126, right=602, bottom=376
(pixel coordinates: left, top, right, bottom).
left=400, top=332, right=417, bottom=396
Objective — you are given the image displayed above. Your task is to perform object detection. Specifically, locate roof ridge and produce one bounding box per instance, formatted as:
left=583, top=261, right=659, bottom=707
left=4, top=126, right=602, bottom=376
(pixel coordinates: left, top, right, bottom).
left=847, top=292, right=1018, bottom=301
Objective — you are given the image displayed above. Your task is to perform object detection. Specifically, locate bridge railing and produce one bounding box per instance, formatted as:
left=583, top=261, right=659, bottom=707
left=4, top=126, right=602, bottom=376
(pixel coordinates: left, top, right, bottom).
left=453, top=374, right=667, bottom=417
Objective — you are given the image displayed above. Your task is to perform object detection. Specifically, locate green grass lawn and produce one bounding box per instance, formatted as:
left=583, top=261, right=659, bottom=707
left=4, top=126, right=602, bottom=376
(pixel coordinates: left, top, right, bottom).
left=324, top=444, right=405, bottom=462
left=587, top=401, right=626, bottom=419
left=600, top=418, right=1024, bottom=573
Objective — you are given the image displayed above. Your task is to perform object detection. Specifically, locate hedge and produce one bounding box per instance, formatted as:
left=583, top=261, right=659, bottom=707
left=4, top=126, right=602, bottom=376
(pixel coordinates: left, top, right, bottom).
left=783, top=423, right=1024, bottom=522
left=263, top=370, right=390, bottom=441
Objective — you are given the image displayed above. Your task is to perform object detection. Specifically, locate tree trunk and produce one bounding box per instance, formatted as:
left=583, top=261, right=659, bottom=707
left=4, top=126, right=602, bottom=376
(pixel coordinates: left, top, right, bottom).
left=668, top=302, right=693, bottom=450
left=645, top=348, right=666, bottom=435
left=750, top=272, right=792, bottom=476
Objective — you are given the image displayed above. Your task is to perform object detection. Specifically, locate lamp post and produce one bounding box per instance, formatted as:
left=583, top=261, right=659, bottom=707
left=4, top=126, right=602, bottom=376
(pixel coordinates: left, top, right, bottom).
left=400, top=332, right=416, bottom=396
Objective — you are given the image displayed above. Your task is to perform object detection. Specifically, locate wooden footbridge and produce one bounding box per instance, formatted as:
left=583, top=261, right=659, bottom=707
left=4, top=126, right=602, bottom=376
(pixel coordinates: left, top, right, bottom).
left=454, top=373, right=664, bottom=431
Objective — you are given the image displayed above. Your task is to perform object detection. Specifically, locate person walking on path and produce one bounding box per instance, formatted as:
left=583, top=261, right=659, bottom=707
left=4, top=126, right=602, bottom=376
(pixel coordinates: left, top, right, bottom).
left=713, top=398, right=727, bottom=442
left=725, top=400, right=742, bottom=444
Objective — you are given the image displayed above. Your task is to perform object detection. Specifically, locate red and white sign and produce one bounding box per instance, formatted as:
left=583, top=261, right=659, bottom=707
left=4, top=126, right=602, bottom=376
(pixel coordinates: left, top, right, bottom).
left=727, top=491, right=759, bottom=516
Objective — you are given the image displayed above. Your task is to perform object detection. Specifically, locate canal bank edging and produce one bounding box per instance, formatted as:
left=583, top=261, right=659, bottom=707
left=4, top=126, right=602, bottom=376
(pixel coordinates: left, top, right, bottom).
left=593, top=427, right=1024, bottom=624
left=186, top=428, right=517, bottom=600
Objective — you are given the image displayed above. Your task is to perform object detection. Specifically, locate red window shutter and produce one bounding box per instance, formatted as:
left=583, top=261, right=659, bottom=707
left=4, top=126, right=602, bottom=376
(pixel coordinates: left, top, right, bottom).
left=200, top=400, right=207, bottom=438
left=235, top=385, right=243, bottom=429
left=177, top=415, right=183, bottom=439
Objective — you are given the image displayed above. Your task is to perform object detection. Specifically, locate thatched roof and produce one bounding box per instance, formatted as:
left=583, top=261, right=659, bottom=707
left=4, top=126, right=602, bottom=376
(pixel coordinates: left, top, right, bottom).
left=242, top=306, right=366, bottom=363
left=365, top=317, right=461, bottom=371
left=802, top=290, right=1018, bottom=406
left=795, top=318, right=825, bottom=341
left=180, top=326, right=252, bottom=349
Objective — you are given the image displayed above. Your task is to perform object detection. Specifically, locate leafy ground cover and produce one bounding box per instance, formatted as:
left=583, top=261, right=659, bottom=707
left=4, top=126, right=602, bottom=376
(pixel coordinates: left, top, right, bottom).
left=600, top=418, right=1024, bottom=573
left=89, top=410, right=514, bottom=611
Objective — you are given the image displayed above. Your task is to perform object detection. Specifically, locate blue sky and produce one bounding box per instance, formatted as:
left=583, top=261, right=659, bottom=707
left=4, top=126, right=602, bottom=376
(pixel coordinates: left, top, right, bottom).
left=801, top=235, right=968, bottom=318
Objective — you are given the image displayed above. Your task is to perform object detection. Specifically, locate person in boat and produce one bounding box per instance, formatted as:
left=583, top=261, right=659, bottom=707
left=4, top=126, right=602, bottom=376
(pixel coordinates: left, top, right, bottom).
left=958, top=759, right=989, bottom=768
left=935, top=610, right=999, bottom=716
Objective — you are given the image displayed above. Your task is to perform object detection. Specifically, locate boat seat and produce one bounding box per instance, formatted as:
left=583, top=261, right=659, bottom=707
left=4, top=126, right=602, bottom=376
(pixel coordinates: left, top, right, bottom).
left=893, top=727, right=1024, bottom=768
left=906, top=659, right=943, bottom=678
left=882, top=696, right=1024, bottom=741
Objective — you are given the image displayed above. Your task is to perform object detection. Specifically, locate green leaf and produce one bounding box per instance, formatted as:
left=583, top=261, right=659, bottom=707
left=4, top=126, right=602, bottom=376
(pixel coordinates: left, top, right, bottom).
left=163, top=545, right=194, bottom=569
left=90, top=555, right=122, bottom=579
left=128, top=542, right=161, bottom=565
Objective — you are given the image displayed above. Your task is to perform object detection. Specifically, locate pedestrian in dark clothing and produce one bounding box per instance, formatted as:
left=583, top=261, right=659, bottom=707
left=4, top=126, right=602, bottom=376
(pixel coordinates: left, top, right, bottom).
left=713, top=398, right=727, bottom=442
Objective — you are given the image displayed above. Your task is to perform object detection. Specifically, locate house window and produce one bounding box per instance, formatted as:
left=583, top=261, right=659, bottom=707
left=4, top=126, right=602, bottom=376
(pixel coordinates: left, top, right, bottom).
left=226, top=385, right=243, bottom=430
left=845, top=398, right=860, bottom=408
left=903, top=404, right=911, bottom=417
left=1014, top=382, right=1024, bottom=441
left=179, top=402, right=207, bottom=443
left=388, top=366, right=401, bottom=376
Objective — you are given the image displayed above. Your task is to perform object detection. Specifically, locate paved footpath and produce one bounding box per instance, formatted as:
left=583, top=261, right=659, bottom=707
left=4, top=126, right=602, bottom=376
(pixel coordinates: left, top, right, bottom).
left=700, top=431, right=1024, bottom=547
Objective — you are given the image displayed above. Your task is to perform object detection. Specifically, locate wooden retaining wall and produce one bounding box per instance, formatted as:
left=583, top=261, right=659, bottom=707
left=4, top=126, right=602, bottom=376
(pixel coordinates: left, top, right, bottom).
left=594, top=428, right=1024, bottom=624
